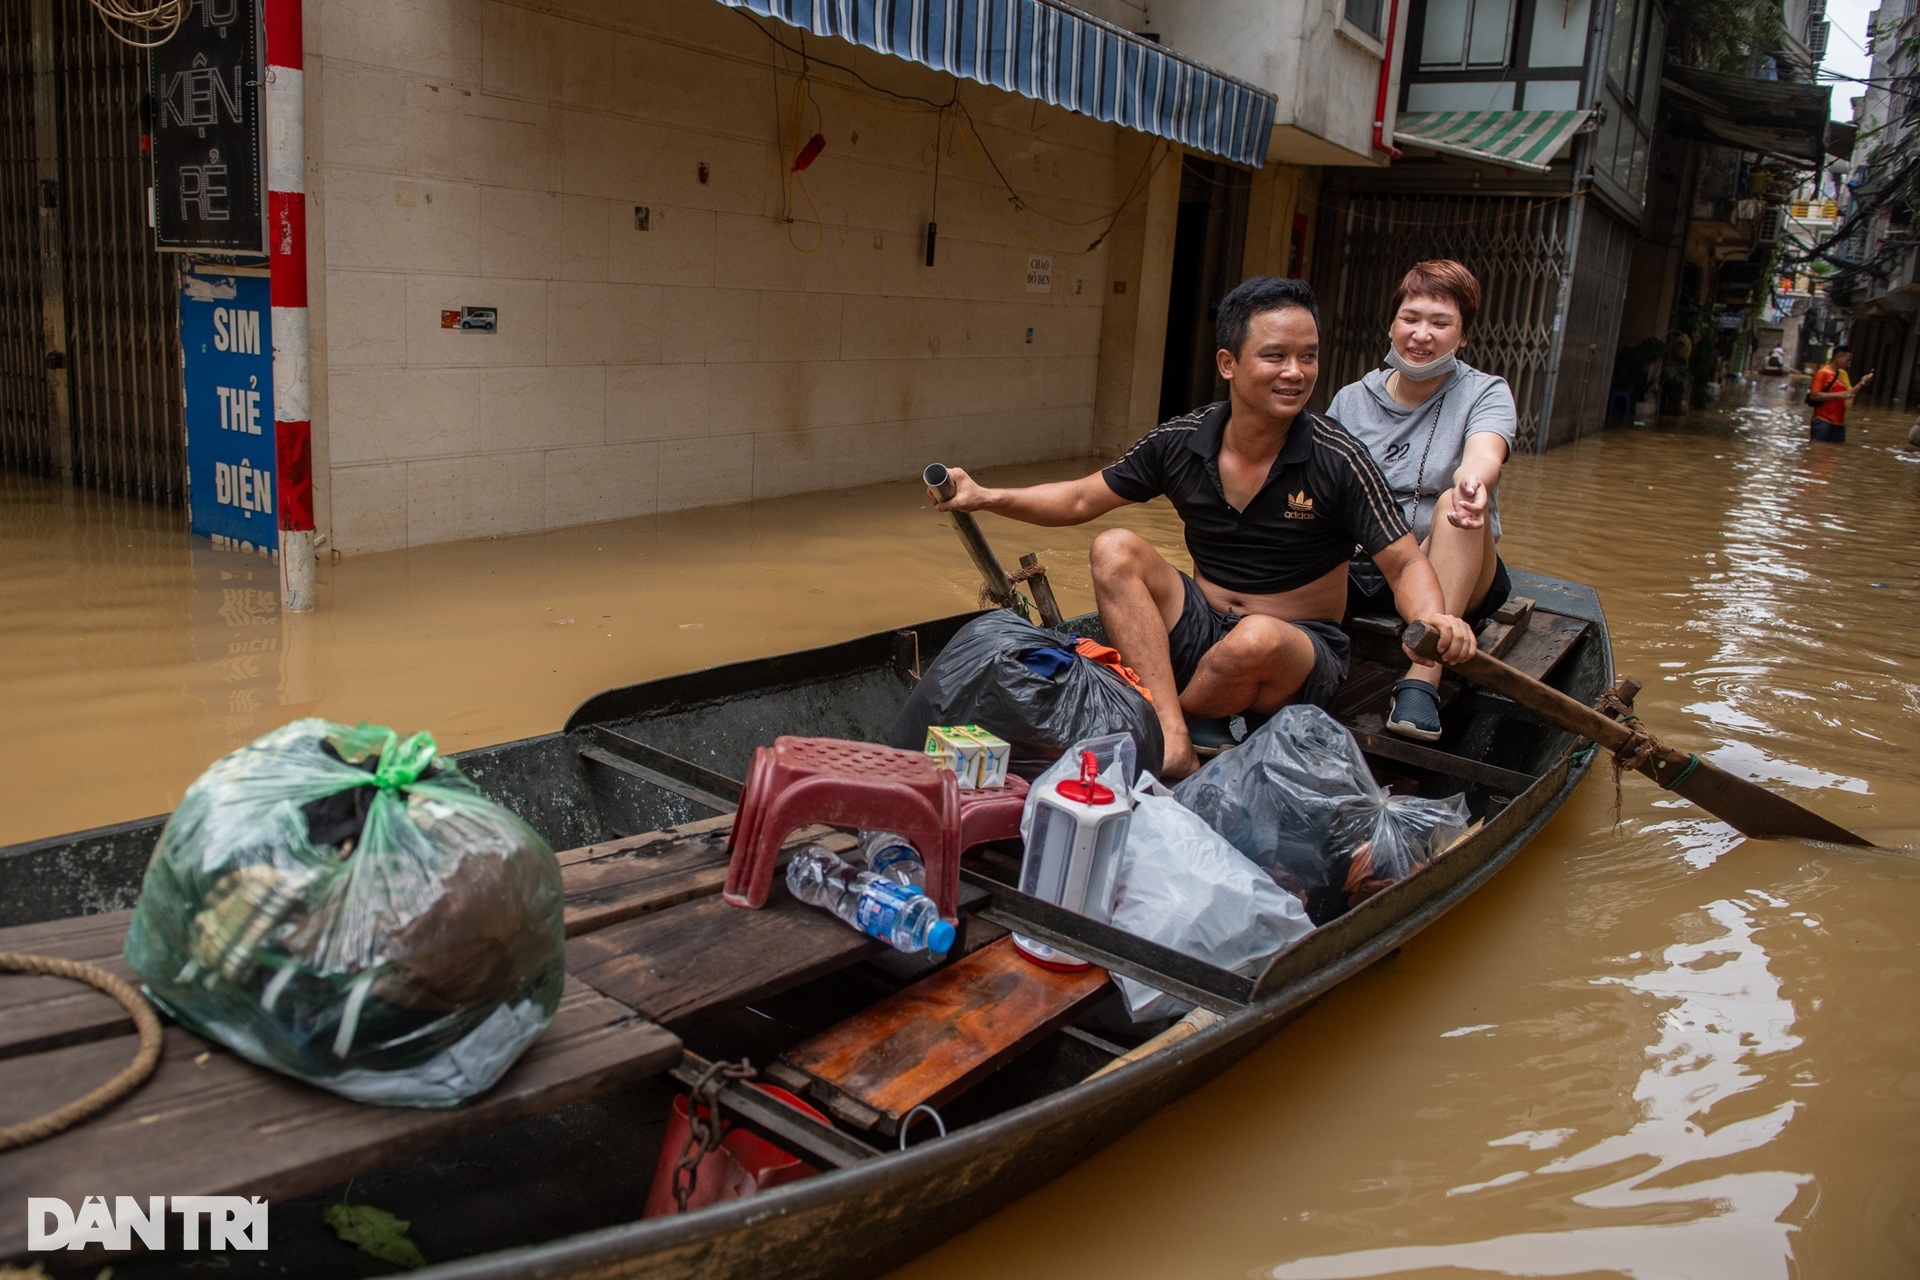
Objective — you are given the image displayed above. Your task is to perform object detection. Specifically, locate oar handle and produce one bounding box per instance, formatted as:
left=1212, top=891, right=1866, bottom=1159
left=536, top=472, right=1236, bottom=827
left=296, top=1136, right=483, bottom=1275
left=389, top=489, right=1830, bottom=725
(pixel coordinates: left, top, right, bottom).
left=924, top=462, right=1019, bottom=611
left=1403, top=620, right=1639, bottom=753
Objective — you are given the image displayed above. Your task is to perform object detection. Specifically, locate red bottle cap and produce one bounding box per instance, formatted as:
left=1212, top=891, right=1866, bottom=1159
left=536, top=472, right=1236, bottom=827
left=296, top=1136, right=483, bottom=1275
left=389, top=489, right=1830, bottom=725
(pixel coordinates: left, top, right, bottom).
left=1053, top=750, right=1114, bottom=805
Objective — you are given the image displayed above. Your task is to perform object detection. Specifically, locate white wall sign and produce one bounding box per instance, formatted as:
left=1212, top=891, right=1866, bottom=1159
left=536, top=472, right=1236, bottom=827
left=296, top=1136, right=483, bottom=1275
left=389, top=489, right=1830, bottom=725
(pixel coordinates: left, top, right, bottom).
left=1026, top=253, right=1053, bottom=293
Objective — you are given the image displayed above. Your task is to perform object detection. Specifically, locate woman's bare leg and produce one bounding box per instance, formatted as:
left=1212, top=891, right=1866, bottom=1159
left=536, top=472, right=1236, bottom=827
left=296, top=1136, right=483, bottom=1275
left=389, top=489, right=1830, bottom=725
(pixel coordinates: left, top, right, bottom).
left=1404, top=488, right=1498, bottom=690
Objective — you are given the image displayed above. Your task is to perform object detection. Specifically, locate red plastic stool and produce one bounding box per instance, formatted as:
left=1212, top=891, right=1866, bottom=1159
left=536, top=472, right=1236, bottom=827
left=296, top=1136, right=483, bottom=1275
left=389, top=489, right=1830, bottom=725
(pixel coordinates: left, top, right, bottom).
left=960, top=773, right=1028, bottom=851
left=724, top=738, right=1027, bottom=920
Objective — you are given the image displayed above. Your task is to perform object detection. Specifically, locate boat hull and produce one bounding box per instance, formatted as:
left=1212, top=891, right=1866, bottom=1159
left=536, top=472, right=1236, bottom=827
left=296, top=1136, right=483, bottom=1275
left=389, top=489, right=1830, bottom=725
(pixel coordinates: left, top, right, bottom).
left=0, top=573, right=1607, bottom=1279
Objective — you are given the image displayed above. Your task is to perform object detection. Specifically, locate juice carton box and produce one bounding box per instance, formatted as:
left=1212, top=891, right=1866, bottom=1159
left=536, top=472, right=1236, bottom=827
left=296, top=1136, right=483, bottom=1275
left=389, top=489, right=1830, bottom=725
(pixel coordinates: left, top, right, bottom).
left=956, top=726, right=1010, bottom=789
left=924, top=726, right=983, bottom=788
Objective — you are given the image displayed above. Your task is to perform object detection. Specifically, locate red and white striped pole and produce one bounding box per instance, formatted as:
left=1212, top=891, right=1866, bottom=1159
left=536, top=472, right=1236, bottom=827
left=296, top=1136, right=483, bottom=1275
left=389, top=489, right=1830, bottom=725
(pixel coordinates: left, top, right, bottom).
left=265, top=0, right=315, bottom=611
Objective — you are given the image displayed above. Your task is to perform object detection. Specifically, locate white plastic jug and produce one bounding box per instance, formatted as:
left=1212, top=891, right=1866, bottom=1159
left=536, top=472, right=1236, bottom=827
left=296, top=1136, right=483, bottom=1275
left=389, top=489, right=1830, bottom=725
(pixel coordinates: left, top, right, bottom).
left=1013, top=750, right=1133, bottom=969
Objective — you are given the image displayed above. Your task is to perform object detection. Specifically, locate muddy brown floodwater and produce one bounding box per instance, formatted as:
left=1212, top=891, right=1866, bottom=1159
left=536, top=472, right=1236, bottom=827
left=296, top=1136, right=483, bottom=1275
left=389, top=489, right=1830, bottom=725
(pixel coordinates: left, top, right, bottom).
left=4, top=380, right=1919, bottom=1276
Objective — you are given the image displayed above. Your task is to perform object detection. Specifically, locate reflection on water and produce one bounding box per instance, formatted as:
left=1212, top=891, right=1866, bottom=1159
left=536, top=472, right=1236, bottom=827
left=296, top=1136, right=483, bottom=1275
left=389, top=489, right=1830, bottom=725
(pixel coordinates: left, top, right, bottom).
left=1270, top=896, right=1808, bottom=1279
left=4, top=381, right=1920, bottom=1276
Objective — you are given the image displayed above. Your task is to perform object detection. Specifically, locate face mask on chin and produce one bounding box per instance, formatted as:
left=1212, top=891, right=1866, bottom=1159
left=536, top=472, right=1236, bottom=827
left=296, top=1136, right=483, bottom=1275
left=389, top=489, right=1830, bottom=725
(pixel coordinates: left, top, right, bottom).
left=1384, top=347, right=1458, bottom=382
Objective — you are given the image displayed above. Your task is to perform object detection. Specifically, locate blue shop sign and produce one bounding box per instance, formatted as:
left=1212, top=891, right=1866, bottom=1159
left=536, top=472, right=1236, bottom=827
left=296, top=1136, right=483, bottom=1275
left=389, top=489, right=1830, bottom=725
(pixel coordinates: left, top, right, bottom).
left=181, top=264, right=277, bottom=553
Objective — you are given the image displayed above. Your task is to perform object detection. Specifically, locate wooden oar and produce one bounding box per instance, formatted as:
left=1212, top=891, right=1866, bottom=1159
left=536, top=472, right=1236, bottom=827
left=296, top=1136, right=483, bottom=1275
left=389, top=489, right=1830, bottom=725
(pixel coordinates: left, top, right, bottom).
left=1403, top=621, right=1874, bottom=847
left=923, top=463, right=1023, bottom=615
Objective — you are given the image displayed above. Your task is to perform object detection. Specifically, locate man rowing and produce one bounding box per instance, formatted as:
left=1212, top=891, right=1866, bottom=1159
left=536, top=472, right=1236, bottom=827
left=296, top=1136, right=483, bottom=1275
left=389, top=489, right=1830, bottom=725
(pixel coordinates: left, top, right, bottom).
left=932, top=276, right=1477, bottom=778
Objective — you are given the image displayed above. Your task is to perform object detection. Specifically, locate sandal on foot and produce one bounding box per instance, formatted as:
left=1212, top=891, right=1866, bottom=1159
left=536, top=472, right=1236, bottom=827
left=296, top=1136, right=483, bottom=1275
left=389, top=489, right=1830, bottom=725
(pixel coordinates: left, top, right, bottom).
left=1385, top=680, right=1443, bottom=742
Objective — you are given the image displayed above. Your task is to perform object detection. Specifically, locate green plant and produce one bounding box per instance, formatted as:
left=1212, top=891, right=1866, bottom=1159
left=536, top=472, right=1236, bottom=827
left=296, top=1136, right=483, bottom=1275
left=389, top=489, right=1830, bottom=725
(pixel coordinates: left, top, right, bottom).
left=1662, top=0, right=1785, bottom=71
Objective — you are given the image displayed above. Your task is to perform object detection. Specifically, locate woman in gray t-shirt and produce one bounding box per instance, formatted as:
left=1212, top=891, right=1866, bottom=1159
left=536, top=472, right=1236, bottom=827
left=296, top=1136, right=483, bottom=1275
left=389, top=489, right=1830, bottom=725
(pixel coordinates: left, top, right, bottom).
left=1326, top=260, right=1516, bottom=742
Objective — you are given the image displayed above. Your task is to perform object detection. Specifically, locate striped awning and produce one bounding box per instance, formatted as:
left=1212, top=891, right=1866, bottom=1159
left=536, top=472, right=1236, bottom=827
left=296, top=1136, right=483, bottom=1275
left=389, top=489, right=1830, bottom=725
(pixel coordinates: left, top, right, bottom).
left=1392, top=109, right=1592, bottom=173
left=715, top=0, right=1278, bottom=168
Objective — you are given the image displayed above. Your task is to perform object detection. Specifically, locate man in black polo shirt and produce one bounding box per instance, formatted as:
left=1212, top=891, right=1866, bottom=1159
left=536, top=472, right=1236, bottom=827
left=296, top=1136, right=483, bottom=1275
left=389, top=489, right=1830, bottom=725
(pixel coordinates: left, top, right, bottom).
left=934, top=276, right=1476, bottom=777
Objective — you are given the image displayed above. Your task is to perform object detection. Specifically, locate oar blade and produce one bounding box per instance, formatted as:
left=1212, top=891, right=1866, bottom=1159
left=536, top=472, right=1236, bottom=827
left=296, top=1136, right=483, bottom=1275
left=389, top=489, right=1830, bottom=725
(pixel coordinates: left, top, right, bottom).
left=1400, top=619, right=1877, bottom=848
left=1667, top=756, right=1875, bottom=847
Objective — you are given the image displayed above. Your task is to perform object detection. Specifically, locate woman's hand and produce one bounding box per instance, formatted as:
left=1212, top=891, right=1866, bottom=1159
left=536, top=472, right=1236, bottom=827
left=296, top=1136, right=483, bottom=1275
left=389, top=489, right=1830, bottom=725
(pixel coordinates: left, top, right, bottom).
left=1403, top=613, right=1478, bottom=668
left=1445, top=474, right=1489, bottom=529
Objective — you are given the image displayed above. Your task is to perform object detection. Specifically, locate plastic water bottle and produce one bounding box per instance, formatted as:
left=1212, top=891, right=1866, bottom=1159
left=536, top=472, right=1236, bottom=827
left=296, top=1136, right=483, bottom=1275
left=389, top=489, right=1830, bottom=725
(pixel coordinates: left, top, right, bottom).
left=785, top=846, right=955, bottom=954
left=858, top=830, right=925, bottom=888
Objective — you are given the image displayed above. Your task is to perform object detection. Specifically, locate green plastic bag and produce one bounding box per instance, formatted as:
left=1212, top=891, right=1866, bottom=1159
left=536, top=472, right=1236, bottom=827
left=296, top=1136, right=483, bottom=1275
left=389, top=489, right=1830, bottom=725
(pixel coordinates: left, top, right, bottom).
left=125, top=719, right=565, bottom=1107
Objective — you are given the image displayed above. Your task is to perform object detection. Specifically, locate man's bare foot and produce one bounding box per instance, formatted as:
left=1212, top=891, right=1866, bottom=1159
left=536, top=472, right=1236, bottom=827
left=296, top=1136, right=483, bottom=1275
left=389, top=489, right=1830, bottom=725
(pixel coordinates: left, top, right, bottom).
left=1157, top=733, right=1201, bottom=781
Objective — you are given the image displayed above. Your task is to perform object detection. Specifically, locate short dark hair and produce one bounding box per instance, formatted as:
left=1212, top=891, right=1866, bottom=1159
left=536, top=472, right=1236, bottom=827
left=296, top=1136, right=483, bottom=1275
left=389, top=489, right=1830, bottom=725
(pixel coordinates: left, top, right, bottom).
left=1831, top=343, right=1852, bottom=355
left=1216, top=276, right=1320, bottom=359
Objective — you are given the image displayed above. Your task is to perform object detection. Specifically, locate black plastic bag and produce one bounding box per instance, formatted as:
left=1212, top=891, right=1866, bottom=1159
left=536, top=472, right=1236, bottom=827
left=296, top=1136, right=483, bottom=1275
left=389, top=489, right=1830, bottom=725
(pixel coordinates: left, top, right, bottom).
left=888, top=610, right=1163, bottom=779
left=1173, top=705, right=1466, bottom=924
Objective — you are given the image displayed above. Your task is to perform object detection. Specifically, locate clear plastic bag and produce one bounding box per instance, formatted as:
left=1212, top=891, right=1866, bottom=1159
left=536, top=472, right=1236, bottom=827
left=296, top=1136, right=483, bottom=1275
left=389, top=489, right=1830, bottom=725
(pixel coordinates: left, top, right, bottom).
left=1173, top=705, right=1468, bottom=924
left=1017, top=732, right=1139, bottom=849
left=124, top=720, right=566, bottom=1107
left=1108, top=777, right=1315, bottom=1021
left=887, top=610, right=1163, bottom=778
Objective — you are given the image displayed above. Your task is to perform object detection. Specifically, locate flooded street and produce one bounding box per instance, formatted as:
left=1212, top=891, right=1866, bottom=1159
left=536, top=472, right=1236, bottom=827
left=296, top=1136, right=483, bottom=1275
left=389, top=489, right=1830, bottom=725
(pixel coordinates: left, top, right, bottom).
left=5, top=382, right=1919, bottom=1275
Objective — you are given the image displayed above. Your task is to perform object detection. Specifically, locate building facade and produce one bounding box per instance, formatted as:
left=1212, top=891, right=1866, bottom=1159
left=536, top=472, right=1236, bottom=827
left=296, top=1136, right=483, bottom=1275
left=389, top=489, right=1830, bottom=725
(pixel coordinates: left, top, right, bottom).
left=1842, top=0, right=1919, bottom=409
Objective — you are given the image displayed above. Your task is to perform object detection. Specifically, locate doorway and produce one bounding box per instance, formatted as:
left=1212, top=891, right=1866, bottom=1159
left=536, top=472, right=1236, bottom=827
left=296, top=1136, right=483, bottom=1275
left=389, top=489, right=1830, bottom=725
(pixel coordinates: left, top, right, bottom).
left=1158, top=155, right=1251, bottom=422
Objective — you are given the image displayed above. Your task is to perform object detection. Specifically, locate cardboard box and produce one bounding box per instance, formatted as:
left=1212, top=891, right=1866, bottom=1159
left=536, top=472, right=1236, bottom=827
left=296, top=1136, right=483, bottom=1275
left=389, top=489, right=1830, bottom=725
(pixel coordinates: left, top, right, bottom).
left=923, top=725, right=1011, bottom=789
left=957, top=726, right=1011, bottom=789
left=924, top=726, right=982, bottom=788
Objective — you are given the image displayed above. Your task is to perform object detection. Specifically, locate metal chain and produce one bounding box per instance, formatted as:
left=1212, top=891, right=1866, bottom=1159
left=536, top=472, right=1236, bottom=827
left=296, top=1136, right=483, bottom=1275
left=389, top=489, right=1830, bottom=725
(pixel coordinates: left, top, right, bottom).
left=670, top=1058, right=757, bottom=1214
left=1403, top=386, right=1450, bottom=531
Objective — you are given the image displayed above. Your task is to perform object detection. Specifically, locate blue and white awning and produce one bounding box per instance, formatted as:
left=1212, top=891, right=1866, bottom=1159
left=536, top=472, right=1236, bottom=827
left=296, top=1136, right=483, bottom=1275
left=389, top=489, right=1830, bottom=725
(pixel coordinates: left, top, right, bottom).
left=716, top=0, right=1278, bottom=168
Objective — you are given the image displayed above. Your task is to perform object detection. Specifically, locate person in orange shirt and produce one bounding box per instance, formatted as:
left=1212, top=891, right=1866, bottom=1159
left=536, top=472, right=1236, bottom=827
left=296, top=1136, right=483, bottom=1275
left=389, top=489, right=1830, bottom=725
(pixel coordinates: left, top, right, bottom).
left=1808, top=345, right=1872, bottom=443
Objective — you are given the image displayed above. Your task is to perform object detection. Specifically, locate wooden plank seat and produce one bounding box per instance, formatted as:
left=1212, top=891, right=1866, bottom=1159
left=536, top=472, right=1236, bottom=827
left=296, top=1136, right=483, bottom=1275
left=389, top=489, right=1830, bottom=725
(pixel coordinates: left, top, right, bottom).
left=765, top=936, right=1110, bottom=1134
left=0, top=907, right=679, bottom=1263
left=566, top=872, right=990, bottom=1030
left=0, top=817, right=822, bottom=1262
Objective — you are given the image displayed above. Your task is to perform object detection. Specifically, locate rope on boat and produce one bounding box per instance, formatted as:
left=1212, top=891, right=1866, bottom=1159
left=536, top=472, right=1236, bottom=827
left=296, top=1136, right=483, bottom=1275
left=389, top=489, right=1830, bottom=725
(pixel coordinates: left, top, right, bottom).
left=0, top=952, right=165, bottom=1152
left=1661, top=754, right=1703, bottom=791
left=1598, top=705, right=1661, bottom=828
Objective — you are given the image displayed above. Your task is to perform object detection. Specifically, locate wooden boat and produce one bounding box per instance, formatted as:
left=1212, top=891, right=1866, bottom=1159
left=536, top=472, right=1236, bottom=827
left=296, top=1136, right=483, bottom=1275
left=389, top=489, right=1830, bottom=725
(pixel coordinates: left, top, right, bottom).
left=0, top=570, right=1610, bottom=1279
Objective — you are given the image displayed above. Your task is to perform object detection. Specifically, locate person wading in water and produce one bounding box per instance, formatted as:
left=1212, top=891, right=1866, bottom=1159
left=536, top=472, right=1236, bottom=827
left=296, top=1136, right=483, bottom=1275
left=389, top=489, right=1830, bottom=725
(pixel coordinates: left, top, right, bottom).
left=932, top=276, right=1477, bottom=778
left=1808, top=344, right=1871, bottom=443
left=1328, top=259, right=1516, bottom=742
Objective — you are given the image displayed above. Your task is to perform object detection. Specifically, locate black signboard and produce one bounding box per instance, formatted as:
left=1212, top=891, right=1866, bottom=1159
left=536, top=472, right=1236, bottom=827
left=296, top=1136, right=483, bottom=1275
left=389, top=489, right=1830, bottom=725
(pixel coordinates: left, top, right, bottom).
left=150, top=0, right=265, bottom=254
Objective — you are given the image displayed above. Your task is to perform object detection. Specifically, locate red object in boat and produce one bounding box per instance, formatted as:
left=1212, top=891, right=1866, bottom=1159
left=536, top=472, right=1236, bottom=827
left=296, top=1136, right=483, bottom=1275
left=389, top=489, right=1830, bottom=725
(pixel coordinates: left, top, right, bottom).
left=1052, top=751, right=1113, bottom=806
left=724, top=737, right=1026, bottom=920
left=642, top=1084, right=829, bottom=1218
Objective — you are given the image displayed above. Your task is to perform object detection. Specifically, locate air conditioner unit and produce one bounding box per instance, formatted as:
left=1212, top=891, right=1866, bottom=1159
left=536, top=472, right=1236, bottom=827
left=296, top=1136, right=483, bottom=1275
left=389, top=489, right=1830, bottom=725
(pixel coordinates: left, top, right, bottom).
left=1756, top=206, right=1787, bottom=244
left=1808, top=20, right=1830, bottom=58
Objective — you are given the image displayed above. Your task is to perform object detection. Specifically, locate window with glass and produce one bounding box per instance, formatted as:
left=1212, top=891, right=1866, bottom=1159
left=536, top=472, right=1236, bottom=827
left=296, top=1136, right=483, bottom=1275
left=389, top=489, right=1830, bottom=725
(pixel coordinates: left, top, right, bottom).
left=1346, top=0, right=1386, bottom=40
left=1419, top=0, right=1519, bottom=68
left=1638, top=6, right=1665, bottom=114
left=1608, top=0, right=1639, bottom=87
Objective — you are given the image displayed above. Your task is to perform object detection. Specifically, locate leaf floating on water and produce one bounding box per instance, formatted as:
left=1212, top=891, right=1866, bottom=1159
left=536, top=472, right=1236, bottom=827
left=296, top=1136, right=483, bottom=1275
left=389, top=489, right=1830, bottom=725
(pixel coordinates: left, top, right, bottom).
left=323, top=1203, right=427, bottom=1270
left=679, top=622, right=705, bottom=630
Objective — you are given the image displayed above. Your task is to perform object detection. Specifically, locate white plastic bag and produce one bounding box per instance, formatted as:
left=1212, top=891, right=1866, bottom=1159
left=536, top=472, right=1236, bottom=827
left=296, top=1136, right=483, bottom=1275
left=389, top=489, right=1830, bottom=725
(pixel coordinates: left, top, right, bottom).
left=1108, top=776, right=1315, bottom=1022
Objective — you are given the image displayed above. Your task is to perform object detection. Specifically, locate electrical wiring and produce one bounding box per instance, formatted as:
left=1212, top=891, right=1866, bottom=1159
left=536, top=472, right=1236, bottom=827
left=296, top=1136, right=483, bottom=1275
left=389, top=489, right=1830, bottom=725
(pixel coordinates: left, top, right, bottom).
left=87, top=0, right=190, bottom=47
left=781, top=71, right=826, bottom=253
left=727, top=7, right=1167, bottom=253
